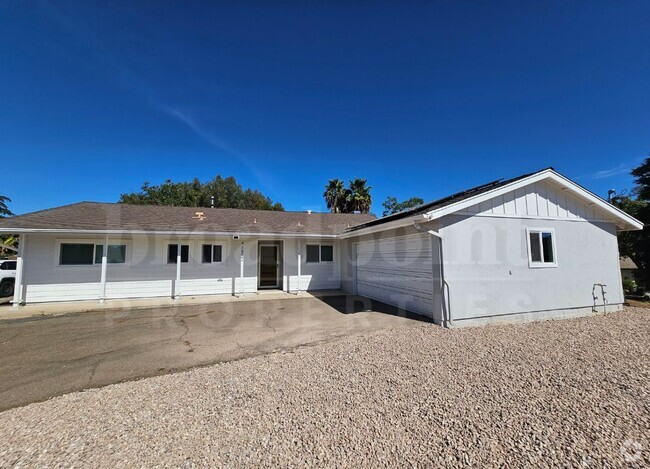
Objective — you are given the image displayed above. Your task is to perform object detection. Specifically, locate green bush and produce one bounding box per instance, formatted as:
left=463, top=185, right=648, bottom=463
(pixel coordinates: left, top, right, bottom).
left=622, top=278, right=637, bottom=294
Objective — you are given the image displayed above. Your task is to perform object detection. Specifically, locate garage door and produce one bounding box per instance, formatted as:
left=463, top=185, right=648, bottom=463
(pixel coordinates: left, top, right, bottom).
left=355, top=233, right=434, bottom=317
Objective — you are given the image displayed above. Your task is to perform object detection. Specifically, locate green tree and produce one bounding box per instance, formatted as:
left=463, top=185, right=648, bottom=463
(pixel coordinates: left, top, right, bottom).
left=0, top=196, right=16, bottom=258
left=612, top=156, right=650, bottom=289
left=382, top=196, right=425, bottom=216
left=119, top=175, right=284, bottom=211
left=0, top=196, right=13, bottom=218
left=347, top=178, right=372, bottom=213
left=323, top=179, right=347, bottom=213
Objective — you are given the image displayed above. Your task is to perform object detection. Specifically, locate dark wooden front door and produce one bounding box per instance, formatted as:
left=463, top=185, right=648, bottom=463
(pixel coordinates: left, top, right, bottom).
left=259, top=245, right=279, bottom=288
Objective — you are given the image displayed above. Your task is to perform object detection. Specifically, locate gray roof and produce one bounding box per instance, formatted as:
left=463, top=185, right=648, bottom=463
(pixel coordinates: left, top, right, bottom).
left=345, top=168, right=551, bottom=233
left=619, top=256, right=638, bottom=270
left=0, top=202, right=376, bottom=236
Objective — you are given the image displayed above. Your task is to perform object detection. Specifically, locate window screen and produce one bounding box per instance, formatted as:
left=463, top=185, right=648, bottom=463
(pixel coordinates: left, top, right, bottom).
left=202, top=244, right=223, bottom=263
left=529, top=232, right=542, bottom=263
left=320, top=245, right=334, bottom=262
left=306, top=245, right=320, bottom=263
left=94, top=245, right=127, bottom=264
left=168, top=244, right=189, bottom=264
left=60, top=243, right=94, bottom=265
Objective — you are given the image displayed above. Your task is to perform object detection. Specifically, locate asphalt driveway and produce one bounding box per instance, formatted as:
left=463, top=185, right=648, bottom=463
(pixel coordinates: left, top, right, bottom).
left=0, top=295, right=424, bottom=411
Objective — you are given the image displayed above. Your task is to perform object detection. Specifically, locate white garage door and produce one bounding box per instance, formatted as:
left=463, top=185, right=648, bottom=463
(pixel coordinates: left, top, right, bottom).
left=355, top=233, right=434, bottom=317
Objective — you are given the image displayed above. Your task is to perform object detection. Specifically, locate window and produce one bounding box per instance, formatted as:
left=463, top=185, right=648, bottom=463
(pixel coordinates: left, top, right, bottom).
left=168, top=244, right=189, bottom=264
left=320, top=245, right=334, bottom=262
left=528, top=230, right=556, bottom=267
left=60, top=243, right=95, bottom=265
left=0, top=261, right=16, bottom=270
left=94, top=245, right=127, bottom=264
left=305, top=244, right=334, bottom=263
left=202, top=244, right=223, bottom=263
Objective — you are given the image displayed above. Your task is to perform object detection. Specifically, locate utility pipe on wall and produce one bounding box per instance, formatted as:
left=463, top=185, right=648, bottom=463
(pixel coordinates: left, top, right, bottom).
left=413, top=221, right=454, bottom=327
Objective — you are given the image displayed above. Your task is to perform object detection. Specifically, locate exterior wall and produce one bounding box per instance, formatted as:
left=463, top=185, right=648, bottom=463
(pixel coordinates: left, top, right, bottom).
left=439, top=214, right=624, bottom=322
left=21, top=234, right=340, bottom=303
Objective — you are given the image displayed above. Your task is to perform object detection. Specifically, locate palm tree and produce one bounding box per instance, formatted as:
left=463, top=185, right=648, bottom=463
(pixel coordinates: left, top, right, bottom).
left=347, top=178, right=372, bottom=213
left=323, top=179, right=347, bottom=213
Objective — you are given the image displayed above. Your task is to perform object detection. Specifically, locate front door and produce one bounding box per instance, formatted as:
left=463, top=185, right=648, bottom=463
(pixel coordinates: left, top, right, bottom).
left=259, top=245, right=279, bottom=288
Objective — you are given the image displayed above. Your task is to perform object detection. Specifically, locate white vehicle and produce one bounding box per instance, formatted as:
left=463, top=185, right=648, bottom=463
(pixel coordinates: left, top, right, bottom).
left=0, top=260, right=16, bottom=298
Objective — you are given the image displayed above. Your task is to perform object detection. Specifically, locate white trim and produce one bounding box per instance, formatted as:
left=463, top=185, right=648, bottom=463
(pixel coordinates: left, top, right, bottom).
left=424, top=170, right=643, bottom=231
left=258, top=242, right=280, bottom=289
left=12, top=234, right=26, bottom=307
left=54, top=239, right=131, bottom=268
left=200, top=243, right=224, bottom=264
left=174, top=243, right=182, bottom=299
left=338, top=214, right=425, bottom=239
left=99, top=235, right=108, bottom=303
left=526, top=227, right=558, bottom=269
left=451, top=212, right=613, bottom=223
left=0, top=228, right=340, bottom=238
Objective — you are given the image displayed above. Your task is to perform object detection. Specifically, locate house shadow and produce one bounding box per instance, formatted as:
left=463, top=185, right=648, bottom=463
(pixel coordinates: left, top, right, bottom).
left=315, top=293, right=432, bottom=323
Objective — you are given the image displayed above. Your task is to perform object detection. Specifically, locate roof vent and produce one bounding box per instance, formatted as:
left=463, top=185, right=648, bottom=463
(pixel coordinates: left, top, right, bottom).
left=297, top=221, right=302, bottom=226
left=307, top=210, right=312, bottom=214
left=253, top=218, right=257, bottom=224
left=193, top=211, right=206, bottom=221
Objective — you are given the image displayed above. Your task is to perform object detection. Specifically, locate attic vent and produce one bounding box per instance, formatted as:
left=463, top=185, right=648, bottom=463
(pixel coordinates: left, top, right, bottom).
left=193, top=211, right=206, bottom=221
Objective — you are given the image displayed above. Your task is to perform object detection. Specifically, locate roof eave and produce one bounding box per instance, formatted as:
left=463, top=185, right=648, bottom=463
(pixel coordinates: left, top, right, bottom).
left=0, top=228, right=340, bottom=238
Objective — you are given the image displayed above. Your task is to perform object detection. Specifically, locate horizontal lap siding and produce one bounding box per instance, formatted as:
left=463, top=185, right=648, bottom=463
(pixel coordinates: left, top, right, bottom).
left=356, top=234, right=434, bottom=317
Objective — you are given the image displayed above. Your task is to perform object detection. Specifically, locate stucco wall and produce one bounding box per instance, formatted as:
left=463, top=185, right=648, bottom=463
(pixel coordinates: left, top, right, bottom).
left=439, top=214, right=623, bottom=321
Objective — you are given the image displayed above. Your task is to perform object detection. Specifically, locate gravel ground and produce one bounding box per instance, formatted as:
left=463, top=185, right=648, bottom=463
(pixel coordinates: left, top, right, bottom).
left=0, top=307, right=648, bottom=468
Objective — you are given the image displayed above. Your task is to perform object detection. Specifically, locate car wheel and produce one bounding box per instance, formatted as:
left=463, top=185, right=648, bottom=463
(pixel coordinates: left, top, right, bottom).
left=0, top=280, right=14, bottom=298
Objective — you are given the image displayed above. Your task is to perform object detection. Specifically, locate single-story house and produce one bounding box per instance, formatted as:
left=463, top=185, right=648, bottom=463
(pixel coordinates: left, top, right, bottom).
left=0, top=168, right=643, bottom=326
left=619, top=256, right=639, bottom=282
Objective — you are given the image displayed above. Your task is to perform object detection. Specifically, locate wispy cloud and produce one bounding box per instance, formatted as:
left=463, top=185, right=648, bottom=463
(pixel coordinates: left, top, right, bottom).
left=575, top=157, right=644, bottom=181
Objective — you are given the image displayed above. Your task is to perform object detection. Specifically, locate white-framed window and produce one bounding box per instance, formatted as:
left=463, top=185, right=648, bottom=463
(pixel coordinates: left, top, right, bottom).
left=527, top=228, right=557, bottom=268
left=305, top=244, right=334, bottom=263
left=202, top=244, right=223, bottom=263
left=168, top=244, right=190, bottom=264
left=59, top=243, right=127, bottom=265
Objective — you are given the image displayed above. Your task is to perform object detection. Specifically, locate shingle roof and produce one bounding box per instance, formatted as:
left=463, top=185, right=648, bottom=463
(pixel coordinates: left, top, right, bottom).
left=344, top=168, right=551, bottom=233
left=0, top=202, right=376, bottom=236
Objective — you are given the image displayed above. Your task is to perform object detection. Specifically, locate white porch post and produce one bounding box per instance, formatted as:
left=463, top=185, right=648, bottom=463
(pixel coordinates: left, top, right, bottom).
left=239, top=241, right=244, bottom=296
left=175, top=243, right=182, bottom=299
left=12, top=234, right=26, bottom=307
left=296, top=239, right=302, bottom=294
left=99, top=235, right=108, bottom=304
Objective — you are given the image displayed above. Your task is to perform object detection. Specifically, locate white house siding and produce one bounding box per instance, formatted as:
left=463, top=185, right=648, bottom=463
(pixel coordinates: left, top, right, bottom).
left=21, top=234, right=339, bottom=303
left=439, top=214, right=624, bottom=322
left=462, top=178, right=614, bottom=222
left=283, top=238, right=341, bottom=292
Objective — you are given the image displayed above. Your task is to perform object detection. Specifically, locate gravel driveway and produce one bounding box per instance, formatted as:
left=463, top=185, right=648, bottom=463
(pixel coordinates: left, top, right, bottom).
left=0, top=307, right=648, bottom=467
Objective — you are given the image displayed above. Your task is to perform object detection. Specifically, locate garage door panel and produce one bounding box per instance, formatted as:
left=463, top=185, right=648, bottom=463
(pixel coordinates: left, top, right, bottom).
left=355, top=234, right=434, bottom=317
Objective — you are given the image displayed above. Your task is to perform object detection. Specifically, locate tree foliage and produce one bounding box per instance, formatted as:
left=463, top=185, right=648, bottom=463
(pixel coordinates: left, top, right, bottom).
left=0, top=196, right=16, bottom=258
left=612, top=156, right=650, bottom=288
left=323, top=178, right=372, bottom=213
left=119, top=175, right=284, bottom=211
left=0, top=196, right=13, bottom=218
left=382, top=196, right=425, bottom=216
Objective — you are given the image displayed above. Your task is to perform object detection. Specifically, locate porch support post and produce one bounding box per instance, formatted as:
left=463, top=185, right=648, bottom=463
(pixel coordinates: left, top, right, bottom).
left=12, top=234, right=26, bottom=307
left=99, top=235, right=108, bottom=304
left=239, top=241, right=244, bottom=296
left=175, top=242, right=182, bottom=299
left=297, top=239, right=302, bottom=294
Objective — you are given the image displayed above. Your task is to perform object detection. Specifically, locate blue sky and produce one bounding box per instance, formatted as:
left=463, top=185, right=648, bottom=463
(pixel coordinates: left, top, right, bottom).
left=1, top=1, right=648, bottom=215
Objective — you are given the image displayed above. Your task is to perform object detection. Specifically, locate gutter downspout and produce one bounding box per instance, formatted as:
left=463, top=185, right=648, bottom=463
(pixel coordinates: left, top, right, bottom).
left=413, top=221, right=454, bottom=328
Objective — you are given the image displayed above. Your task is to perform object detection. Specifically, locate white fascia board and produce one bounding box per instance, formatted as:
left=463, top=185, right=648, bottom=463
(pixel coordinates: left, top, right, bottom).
left=423, top=169, right=644, bottom=231
left=0, top=228, right=339, bottom=238
left=338, top=214, right=428, bottom=239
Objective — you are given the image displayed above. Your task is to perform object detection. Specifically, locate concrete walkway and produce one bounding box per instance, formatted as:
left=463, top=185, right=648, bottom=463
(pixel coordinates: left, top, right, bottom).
left=0, top=290, right=344, bottom=321
left=0, top=294, right=425, bottom=411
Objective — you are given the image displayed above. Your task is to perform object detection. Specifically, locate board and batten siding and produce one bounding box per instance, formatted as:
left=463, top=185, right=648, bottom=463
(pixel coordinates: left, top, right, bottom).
left=463, top=179, right=614, bottom=222
left=21, top=235, right=340, bottom=303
